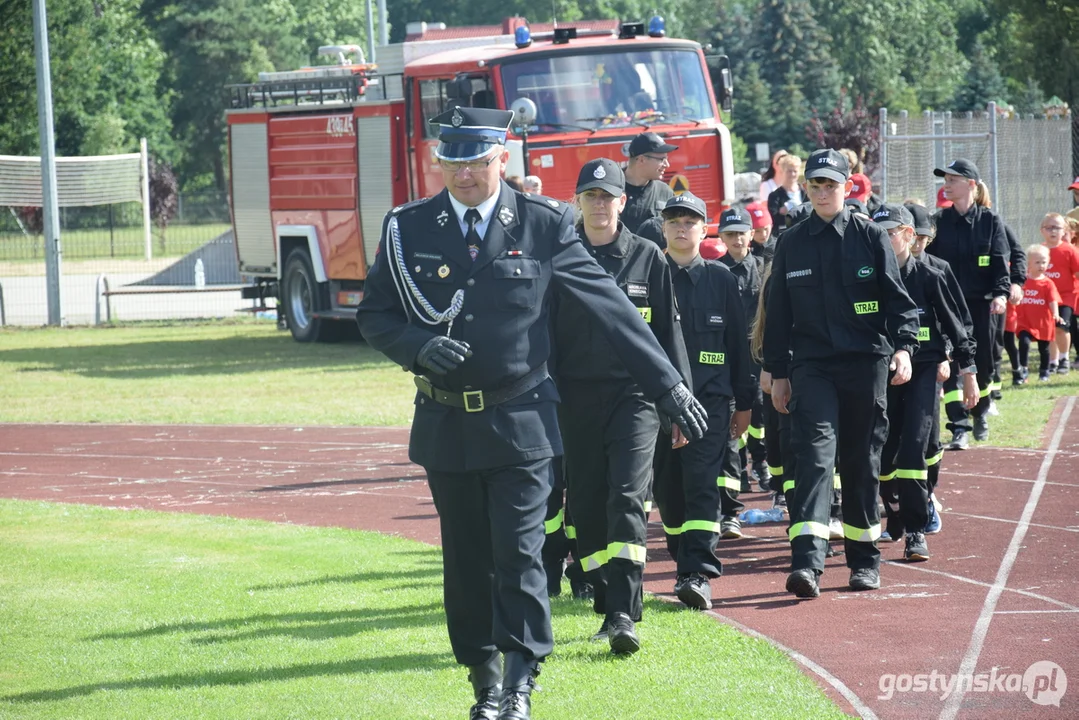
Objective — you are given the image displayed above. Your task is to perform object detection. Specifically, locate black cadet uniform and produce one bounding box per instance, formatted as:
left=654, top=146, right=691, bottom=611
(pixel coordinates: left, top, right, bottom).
left=906, top=202, right=974, bottom=512
left=355, top=107, right=707, bottom=720
left=763, top=149, right=920, bottom=594
left=990, top=222, right=1027, bottom=396
left=652, top=193, right=754, bottom=609
left=927, top=159, right=1010, bottom=444
left=718, top=213, right=768, bottom=495
left=552, top=158, right=690, bottom=646
left=621, top=132, right=677, bottom=234
left=873, top=206, right=977, bottom=549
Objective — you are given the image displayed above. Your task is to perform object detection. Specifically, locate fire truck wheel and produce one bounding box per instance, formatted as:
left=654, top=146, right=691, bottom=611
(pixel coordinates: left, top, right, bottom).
left=283, top=248, right=336, bottom=343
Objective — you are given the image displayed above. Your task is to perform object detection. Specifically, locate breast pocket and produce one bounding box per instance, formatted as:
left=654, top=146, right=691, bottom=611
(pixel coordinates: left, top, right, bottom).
left=492, top=257, right=541, bottom=309
left=411, top=255, right=455, bottom=285
left=622, top=280, right=651, bottom=322
left=694, top=309, right=728, bottom=360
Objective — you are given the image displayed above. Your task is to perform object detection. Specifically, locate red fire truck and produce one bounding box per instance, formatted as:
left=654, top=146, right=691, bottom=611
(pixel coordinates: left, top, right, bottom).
left=226, top=17, right=735, bottom=341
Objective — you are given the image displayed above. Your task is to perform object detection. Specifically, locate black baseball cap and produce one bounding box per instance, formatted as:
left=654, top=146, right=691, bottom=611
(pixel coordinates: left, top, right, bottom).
left=933, top=158, right=980, bottom=181
left=872, top=203, right=915, bottom=230
left=627, top=132, right=678, bottom=158
left=718, top=208, right=751, bottom=233
left=904, top=203, right=935, bottom=237
left=662, top=192, right=707, bottom=220
left=575, top=158, right=625, bottom=196
left=804, top=148, right=850, bottom=183
left=844, top=198, right=870, bottom=216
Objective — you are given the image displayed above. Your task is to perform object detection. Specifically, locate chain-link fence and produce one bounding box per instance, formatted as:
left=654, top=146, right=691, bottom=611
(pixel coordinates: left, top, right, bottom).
left=878, top=106, right=1073, bottom=240
left=0, top=190, right=265, bottom=327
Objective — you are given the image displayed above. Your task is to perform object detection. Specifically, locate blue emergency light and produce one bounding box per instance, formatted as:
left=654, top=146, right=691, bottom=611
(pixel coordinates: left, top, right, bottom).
left=648, top=15, right=665, bottom=37
left=515, top=25, right=532, bottom=49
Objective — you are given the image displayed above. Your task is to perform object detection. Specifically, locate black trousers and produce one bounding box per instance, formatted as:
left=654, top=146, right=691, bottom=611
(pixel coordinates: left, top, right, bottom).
left=944, top=298, right=994, bottom=433
left=426, top=458, right=554, bottom=667
left=926, top=381, right=944, bottom=494
left=1018, top=331, right=1051, bottom=373
left=541, top=457, right=582, bottom=580
left=560, top=381, right=658, bottom=621
left=880, top=362, right=938, bottom=533
left=788, top=356, right=889, bottom=573
left=653, top=395, right=733, bottom=578
left=990, top=311, right=1004, bottom=393
left=763, top=391, right=793, bottom=497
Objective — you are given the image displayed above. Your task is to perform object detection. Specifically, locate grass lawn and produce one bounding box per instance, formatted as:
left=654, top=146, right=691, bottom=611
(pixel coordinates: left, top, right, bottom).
left=0, top=224, right=232, bottom=263
left=0, top=321, right=415, bottom=426
left=1, top=320, right=1075, bottom=446
left=0, top=500, right=849, bottom=719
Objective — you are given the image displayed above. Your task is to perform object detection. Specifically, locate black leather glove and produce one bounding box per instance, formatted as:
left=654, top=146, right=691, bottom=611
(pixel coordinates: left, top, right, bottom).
left=656, top=382, right=708, bottom=442
left=416, top=336, right=472, bottom=376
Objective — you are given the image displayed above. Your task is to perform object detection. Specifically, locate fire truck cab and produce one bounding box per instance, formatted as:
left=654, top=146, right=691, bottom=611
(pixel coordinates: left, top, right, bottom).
left=226, top=18, right=734, bottom=342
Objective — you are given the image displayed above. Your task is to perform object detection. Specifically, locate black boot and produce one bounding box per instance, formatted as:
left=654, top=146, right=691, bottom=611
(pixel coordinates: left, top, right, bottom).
left=498, top=652, right=539, bottom=719
left=467, top=654, right=501, bottom=720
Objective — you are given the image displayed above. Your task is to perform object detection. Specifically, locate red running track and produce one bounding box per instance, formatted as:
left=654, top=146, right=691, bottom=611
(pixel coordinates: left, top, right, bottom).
left=1, top=395, right=1075, bottom=719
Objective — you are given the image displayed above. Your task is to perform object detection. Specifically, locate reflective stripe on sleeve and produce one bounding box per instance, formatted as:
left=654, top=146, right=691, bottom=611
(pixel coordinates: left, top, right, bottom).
left=580, top=548, right=607, bottom=572
left=843, top=523, right=882, bottom=543
left=833, top=474, right=842, bottom=489
left=768, top=464, right=784, bottom=476
left=667, top=519, right=724, bottom=535
left=943, top=390, right=963, bottom=404
left=565, top=524, right=577, bottom=540
left=737, top=434, right=747, bottom=449
left=896, top=468, right=929, bottom=480
left=926, top=450, right=944, bottom=467
left=782, top=479, right=795, bottom=492
left=718, top=476, right=741, bottom=491
left=879, top=470, right=897, bottom=482
left=748, top=425, right=765, bottom=440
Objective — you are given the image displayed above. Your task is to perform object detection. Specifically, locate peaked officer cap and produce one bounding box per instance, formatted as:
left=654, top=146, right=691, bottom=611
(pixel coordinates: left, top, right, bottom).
left=431, top=106, right=514, bottom=162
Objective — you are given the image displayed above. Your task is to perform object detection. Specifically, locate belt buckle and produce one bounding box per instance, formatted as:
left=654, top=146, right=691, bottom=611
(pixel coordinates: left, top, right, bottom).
left=463, top=390, right=485, bottom=413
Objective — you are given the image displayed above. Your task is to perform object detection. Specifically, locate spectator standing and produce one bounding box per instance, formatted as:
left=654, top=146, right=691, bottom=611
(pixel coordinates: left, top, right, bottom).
left=621, top=132, right=677, bottom=233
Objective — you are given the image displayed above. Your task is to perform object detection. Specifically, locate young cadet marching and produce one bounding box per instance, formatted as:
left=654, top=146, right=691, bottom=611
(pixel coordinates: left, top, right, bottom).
left=356, top=108, right=708, bottom=720
left=551, top=158, right=691, bottom=655
left=872, top=205, right=978, bottom=562
left=717, top=208, right=771, bottom=497
left=763, top=149, right=920, bottom=598
left=652, top=193, right=754, bottom=610
left=905, top=202, right=973, bottom=535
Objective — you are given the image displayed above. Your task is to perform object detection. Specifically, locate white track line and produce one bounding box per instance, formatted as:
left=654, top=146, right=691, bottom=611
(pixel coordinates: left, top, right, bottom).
left=946, top=511, right=1079, bottom=533
left=938, top=395, right=1075, bottom=720
left=704, top=608, right=879, bottom=720
left=882, top=561, right=1079, bottom=611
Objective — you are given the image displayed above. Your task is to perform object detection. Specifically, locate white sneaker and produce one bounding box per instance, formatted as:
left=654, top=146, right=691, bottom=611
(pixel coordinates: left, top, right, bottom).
left=987, top=400, right=1000, bottom=417
left=828, top=518, right=844, bottom=540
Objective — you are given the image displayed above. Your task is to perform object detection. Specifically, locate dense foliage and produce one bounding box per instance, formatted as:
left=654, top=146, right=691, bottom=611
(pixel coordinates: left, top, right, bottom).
left=2, top=0, right=1074, bottom=187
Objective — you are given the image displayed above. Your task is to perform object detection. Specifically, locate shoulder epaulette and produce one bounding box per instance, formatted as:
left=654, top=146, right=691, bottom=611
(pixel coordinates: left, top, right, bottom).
left=520, top=193, right=565, bottom=212
left=390, top=197, right=428, bottom=216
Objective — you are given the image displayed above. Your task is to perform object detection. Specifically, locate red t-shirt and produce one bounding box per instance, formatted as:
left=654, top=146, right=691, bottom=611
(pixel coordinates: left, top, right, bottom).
left=1045, top=242, right=1079, bottom=310
left=1015, top=276, right=1061, bottom=341
left=1005, top=300, right=1018, bottom=334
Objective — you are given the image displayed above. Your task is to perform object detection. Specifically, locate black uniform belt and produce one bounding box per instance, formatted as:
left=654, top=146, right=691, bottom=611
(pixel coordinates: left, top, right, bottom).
left=414, top=364, right=549, bottom=413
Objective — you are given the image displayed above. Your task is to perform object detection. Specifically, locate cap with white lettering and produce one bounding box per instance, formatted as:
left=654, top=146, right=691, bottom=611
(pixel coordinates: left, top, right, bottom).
left=804, top=148, right=850, bottom=183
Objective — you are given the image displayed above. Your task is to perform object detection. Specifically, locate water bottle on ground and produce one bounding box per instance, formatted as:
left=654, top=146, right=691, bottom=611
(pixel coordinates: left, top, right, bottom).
left=194, top=258, right=206, bottom=289
left=739, top=507, right=785, bottom=524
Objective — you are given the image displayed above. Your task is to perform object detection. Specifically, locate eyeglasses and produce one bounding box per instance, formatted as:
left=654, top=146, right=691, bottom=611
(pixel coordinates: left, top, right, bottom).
left=643, top=154, right=669, bottom=163
left=440, top=155, right=499, bottom=174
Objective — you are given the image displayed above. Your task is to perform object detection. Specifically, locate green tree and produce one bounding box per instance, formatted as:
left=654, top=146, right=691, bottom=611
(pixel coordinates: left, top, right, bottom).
left=0, top=0, right=172, bottom=159
left=772, top=68, right=811, bottom=151
left=731, top=62, right=774, bottom=149
left=953, top=39, right=1008, bottom=111
left=750, top=0, right=841, bottom=115
left=144, top=0, right=305, bottom=189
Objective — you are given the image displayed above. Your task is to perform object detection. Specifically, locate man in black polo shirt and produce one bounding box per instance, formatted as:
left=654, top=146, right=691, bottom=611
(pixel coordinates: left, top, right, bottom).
left=621, top=132, right=677, bottom=234
left=763, top=148, right=920, bottom=598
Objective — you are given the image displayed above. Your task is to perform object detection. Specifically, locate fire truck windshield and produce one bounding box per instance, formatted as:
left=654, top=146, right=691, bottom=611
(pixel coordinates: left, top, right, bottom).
left=500, top=48, right=714, bottom=132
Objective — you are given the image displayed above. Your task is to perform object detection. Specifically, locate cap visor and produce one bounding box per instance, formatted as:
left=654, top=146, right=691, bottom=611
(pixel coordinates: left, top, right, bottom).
left=663, top=208, right=707, bottom=220
left=914, top=226, right=934, bottom=236
left=435, top=141, right=499, bottom=162
left=805, top=168, right=847, bottom=183
left=575, top=180, right=624, bottom=196
left=656, top=142, right=678, bottom=153
left=874, top=220, right=902, bottom=229
left=718, top=222, right=751, bottom=233
left=1069, top=183, right=1079, bottom=191
left=933, top=167, right=972, bottom=179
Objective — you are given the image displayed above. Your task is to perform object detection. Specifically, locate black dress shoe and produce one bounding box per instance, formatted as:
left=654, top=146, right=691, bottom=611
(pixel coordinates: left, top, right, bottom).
left=608, top=612, right=640, bottom=655
left=497, top=685, right=532, bottom=720
left=785, top=569, right=820, bottom=598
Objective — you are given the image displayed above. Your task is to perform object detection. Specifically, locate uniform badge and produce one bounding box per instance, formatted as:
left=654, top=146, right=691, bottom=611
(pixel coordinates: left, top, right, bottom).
left=547, top=199, right=559, bottom=208
left=436, top=210, right=449, bottom=227
left=437, top=264, right=450, bottom=278
left=497, top=205, right=515, bottom=226
left=451, top=108, right=464, bottom=127
left=593, top=165, right=607, bottom=179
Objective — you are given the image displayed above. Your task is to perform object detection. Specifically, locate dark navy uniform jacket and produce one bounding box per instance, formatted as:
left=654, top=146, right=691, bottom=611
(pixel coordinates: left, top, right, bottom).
left=670, top=255, right=755, bottom=411
left=928, top=204, right=1010, bottom=301
left=553, top=223, right=690, bottom=385
left=622, top=179, right=674, bottom=234
left=356, top=181, right=683, bottom=472
left=899, top=255, right=977, bottom=368
left=920, top=251, right=975, bottom=356
left=762, top=207, right=920, bottom=380
left=717, top=251, right=763, bottom=331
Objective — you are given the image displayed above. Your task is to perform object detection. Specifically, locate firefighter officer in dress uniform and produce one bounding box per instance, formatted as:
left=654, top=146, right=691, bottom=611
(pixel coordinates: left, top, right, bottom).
left=621, top=132, right=677, bottom=234
left=551, top=158, right=691, bottom=655
left=355, top=107, right=708, bottom=720
left=763, top=148, right=920, bottom=598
